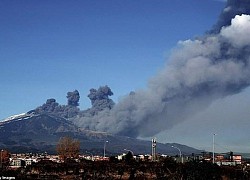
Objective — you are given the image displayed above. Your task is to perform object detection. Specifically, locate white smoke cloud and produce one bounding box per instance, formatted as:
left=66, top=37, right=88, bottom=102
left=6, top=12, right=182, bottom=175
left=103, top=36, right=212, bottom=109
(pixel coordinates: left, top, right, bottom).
left=74, top=14, right=250, bottom=138
left=221, top=14, right=250, bottom=47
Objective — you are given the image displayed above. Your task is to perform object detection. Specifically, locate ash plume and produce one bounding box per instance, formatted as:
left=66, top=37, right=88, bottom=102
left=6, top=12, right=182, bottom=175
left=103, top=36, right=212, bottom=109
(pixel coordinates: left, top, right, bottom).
left=33, top=86, right=114, bottom=120
left=87, top=85, right=115, bottom=113
left=67, top=90, right=80, bottom=107
left=77, top=86, right=115, bottom=117
left=34, top=91, right=80, bottom=118
left=73, top=0, right=250, bottom=137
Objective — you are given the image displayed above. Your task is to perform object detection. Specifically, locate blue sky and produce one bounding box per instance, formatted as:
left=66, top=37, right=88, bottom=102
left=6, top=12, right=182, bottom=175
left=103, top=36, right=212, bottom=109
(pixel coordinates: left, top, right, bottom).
left=4, top=0, right=249, bottom=152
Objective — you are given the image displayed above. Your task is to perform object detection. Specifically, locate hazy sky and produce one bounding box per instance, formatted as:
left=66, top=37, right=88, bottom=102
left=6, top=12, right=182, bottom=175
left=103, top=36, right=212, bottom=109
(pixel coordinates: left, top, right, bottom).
left=2, top=0, right=248, bottom=152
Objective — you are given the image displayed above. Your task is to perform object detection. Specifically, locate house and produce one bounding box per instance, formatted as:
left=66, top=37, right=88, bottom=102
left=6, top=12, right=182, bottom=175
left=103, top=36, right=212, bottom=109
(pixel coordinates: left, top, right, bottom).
left=117, top=153, right=126, bottom=160
left=24, top=159, right=34, bottom=167
left=232, top=155, right=242, bottom=163
left=10, top=158, right=25, bottom=168
left=215, top=153, right=242, bottom=166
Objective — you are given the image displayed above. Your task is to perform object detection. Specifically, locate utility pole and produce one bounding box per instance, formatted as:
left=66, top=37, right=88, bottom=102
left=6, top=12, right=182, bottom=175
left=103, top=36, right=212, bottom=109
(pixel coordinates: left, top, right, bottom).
left=172, top=146, right=183, bottom=163
left=152, top=138, right=156, bottom=161
left=213, top=133, right=216, bottom=164
left=103, top=140, right=108, bottom=158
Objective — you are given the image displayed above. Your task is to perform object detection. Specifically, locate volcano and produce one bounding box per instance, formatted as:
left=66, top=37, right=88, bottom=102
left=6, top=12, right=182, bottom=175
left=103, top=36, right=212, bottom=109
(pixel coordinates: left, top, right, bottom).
left=0, top=112, right=201, bottom=155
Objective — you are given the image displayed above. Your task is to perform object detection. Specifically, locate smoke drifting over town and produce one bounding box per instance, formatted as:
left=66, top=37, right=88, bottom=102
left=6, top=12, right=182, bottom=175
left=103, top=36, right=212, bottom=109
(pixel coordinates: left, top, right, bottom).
left=35, top=0, right=250, bottom=138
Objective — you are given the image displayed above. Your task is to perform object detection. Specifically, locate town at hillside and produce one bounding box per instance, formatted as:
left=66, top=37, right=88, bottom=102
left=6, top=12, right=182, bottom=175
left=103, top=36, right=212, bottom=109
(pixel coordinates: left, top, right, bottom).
left=0, top=136, right=250, bottom=179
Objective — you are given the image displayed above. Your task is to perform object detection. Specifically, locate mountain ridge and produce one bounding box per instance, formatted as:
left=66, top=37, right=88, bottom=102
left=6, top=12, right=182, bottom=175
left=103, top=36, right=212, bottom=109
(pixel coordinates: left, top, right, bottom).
left=0, top=112, right=201, bottom=155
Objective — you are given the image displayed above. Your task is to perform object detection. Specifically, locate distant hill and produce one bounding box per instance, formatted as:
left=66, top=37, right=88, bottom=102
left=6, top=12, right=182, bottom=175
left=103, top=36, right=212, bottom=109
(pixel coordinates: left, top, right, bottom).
left=0, top=113, right=201, bottom=155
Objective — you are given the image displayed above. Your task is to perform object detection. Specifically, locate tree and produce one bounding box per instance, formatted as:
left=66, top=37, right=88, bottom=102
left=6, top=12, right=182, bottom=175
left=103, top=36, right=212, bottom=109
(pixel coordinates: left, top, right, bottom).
left=56, top=137, right=80, bottom=161
left=0, top=149, right=11, bottom=171
left=124, top=151, right=134, bottom=163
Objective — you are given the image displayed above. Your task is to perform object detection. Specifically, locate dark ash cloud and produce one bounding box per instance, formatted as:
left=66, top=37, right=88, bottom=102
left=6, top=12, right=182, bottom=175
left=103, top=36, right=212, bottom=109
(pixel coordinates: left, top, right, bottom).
left=67, top=90, right=80, bottom=107
left=88, top=85, right=114, bottom=111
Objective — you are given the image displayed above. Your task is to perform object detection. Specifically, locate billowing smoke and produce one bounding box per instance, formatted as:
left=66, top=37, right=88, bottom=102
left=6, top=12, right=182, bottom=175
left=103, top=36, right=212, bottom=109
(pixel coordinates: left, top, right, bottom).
left=67, top=90, right=80, bottom=107
left=34, top=91, right=80, bottom=118
left=211, top=0, right=250, bottom=33
left=72, top=0, right=250, bottom=137
left=33, top=86, right=114, bottom=119
left=35, top=98, right=59, bottom=113
left=31, top=0, right=250, bottom=138
left=87, top=85, right=115, bottom=113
